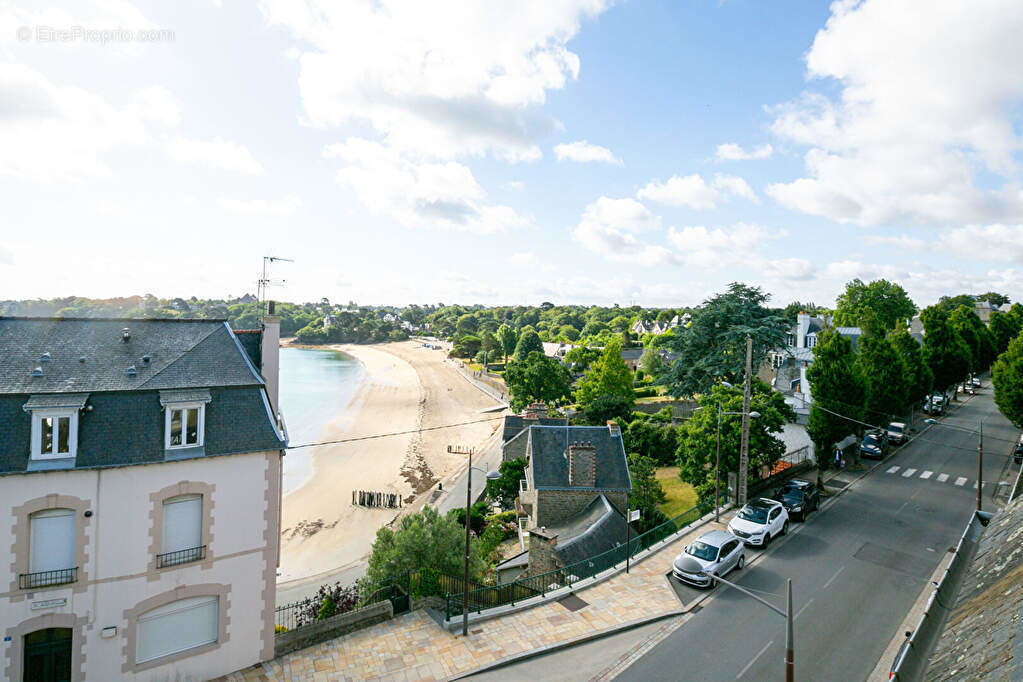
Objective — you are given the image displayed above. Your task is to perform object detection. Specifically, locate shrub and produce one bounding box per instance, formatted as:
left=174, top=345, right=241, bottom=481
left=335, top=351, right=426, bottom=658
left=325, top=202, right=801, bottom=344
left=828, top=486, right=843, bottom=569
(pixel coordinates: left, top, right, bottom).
left=633, top=386, right=657, bottom=398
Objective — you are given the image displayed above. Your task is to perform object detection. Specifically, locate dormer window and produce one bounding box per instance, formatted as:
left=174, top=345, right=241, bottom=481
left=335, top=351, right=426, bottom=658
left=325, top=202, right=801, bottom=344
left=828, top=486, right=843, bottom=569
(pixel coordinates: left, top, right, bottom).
left=166, top=404, right=204, bottom=449
left=23, top=394, right=88, bottom=463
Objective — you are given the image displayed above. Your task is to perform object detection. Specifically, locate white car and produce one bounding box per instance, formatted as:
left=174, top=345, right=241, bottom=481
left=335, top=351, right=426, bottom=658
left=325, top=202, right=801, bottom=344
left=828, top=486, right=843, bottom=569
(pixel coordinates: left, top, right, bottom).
left=671, top=530, right=745, bottom=588
left=727, top=498, right=789, bottom=548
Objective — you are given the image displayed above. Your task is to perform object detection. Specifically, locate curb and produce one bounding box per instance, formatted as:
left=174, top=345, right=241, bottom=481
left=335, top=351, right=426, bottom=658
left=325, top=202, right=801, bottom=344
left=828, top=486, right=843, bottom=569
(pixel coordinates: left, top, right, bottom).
left=448, top=609, right=685, bottom=681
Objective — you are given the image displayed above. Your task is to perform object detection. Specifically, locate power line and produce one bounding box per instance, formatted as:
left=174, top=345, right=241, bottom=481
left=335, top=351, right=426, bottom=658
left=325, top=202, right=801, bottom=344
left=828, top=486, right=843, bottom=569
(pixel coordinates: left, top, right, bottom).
left=285, top=415, right=504, bottom=450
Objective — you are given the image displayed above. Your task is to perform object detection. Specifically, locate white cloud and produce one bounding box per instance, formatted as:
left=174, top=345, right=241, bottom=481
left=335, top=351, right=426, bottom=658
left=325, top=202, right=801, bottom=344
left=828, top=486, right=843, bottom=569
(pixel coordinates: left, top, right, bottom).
left=326, top=138, right=529, bottom=233
left=218, top=195, right=302, bottom=217
left=767, top=0, right=1023, bottom=226
left=864, top=234, right=927, bottom=250
left=554, top=140, right=622, bottom=165
left=166, top=136, right=263, bottom=174
left=666, top=223, right=784, bottom=267
left=934, top=224, right=1023, bottom=263
left=760, top=257, right=817, bottom=281
left=503, top=180, right=525, bottom=191
left=509, top=251, right=539, bottom=266
left=0, top=244, right=12, bottom=265
left=572, top=196, right=674, bottom=265
left=637, top=172, right=757, bottom=209
left=131, top=86, right=181, bottom=128
left=716, top=142, right=773, bottom=161
left=261, top=0, right=612, bottom=162
left=0, top=63, right=147, bottom=181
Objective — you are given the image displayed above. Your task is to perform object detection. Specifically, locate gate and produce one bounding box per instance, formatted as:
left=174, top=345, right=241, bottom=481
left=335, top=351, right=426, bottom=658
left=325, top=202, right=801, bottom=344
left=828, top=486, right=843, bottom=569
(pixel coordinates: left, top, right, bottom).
left=23, top=628, right=72, bottom=682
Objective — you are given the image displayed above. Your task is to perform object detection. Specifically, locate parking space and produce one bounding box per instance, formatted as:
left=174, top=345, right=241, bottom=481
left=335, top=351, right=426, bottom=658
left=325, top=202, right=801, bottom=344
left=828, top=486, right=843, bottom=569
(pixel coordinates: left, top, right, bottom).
left=665, top=571, right=713, bottom=608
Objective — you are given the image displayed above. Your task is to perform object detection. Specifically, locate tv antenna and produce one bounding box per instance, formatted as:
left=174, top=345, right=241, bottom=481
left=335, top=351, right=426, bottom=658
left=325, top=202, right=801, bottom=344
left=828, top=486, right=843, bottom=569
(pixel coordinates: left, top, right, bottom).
left=258, top=256, right=293, bottom=302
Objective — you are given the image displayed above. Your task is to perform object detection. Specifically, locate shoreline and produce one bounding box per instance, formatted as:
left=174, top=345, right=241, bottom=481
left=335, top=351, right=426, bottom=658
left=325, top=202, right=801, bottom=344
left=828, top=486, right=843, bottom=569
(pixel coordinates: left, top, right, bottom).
left=277, top=340, right=505, bottom=584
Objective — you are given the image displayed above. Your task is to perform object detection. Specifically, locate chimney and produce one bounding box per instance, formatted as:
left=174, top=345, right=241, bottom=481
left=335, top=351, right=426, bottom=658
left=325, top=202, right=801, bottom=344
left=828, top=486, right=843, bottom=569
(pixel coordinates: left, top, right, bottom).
left=568, top=441, right=596, bottom=488
left=796, top=311, right=809, bottom=349
left=261, top=302, right=281, bottom=419
left=606, top=420, right=621, bottom=437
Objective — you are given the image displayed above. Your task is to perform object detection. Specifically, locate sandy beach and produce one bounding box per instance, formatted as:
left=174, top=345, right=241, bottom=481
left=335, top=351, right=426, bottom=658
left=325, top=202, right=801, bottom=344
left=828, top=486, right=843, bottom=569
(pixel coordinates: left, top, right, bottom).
left=277, top=340, right=504, bottom=583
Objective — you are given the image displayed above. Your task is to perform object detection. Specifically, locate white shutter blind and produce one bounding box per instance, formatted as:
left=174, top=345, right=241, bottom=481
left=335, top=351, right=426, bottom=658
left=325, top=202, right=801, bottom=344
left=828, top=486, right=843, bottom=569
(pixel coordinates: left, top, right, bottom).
left=162, top=495, right=202, bottom=553
left=29, top=508, right=75, bottom=572
left=136, top=596, right=219, bottom=663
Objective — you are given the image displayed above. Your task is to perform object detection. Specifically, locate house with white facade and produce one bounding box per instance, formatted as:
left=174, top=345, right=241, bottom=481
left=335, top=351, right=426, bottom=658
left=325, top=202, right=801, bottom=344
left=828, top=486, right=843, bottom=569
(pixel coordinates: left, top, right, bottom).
left=0, top=312, right=286, bottom=682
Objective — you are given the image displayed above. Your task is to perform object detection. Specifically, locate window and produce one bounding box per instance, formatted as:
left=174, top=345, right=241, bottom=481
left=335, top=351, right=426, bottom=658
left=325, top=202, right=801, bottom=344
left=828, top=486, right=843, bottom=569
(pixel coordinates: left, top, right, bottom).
left=24, top=508, right=77, bottom=587
left=136, top=596, right=218, bottom=664
left=160, top=495, right=203, bottom=567
left=31, top=411, right=78, bottom=459
left=164, top=403, right=204, bottom=449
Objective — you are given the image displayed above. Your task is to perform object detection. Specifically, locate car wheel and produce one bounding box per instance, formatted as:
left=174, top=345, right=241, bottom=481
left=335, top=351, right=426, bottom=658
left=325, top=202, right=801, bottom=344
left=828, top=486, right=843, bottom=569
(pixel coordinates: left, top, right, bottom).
left=782, top=521, right=789, bottom=536
left=763, top=532, right=771, bottom=548
left=737, top=555, right=745, bottom=570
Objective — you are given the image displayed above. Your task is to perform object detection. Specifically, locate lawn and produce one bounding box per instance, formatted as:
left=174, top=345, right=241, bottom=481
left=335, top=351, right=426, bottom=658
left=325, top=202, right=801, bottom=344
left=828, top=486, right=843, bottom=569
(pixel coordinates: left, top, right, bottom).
left=655, top=466, right=699, bottom=518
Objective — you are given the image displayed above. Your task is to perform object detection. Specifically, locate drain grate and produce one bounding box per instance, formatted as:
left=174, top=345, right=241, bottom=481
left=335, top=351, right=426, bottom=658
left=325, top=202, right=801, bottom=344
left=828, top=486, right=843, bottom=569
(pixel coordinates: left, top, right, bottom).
left=557, top=594, right=589, bottom=612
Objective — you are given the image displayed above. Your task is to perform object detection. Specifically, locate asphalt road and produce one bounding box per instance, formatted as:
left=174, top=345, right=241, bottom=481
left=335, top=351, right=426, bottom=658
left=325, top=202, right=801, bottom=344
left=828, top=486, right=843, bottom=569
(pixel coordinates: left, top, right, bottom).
left=614, top=388, right=1017, bottom=682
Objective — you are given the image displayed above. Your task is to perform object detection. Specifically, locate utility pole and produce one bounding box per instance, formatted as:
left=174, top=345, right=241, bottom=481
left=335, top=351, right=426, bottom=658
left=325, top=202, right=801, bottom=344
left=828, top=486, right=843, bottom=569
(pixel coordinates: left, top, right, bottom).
left=977, top=422, right=983, bottom=512
left=785, top=578, right=794, bottom=682
left=715, top=405, right=722, bottom=522
left=463, top=449, right=472, bottom=637
left=738, top=334, right=753, bottom=506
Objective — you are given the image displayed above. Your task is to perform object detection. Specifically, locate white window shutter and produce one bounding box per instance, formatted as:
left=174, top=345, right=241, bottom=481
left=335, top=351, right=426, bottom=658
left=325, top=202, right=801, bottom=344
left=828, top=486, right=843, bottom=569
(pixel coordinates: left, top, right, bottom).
left=136, top=596, right=219, bottom=663
left=162, top=495, right=202, bottom=553
left=29, top=508, right=75, bottom=573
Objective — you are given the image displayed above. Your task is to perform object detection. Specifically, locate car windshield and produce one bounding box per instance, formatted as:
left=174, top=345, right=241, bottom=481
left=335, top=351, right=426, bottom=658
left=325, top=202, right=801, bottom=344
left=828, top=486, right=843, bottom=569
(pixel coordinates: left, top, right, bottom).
left=890, top=425, right=903, bottom=433
left=737, top=505, right=768, bottom=523
left=686, top=541, right=719, bottom=561
left=779, top=488, right=804, bottom=502
left=863, top=436, right=880, bottom=446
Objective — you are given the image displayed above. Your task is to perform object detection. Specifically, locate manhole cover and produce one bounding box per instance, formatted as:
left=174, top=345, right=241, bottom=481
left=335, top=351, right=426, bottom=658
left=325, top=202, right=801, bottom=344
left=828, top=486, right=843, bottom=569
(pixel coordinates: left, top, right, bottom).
left=557, top=594, right=589, bottom=612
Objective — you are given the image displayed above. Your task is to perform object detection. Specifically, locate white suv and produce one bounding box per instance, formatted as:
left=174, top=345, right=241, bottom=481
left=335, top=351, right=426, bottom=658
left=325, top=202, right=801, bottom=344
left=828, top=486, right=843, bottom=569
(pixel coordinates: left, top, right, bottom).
left=727, top=498, right=789, bottom=548
left=671, top=530, right=745, bottom=588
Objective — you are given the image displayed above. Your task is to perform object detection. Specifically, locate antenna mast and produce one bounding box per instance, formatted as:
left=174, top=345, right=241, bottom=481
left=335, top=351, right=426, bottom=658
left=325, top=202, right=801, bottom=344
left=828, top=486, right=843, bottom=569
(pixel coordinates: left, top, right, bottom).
left=258, top=256, right=294, bottom=303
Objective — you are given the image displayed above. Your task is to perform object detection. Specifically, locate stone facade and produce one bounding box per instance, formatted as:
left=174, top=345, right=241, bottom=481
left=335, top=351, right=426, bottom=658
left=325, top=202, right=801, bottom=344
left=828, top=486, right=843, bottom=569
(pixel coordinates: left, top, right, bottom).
left=533, top=488, right=628, bottom=528
left=502, top=430, right=529, bottom=463
left=524, top=528, right=559, bottom=577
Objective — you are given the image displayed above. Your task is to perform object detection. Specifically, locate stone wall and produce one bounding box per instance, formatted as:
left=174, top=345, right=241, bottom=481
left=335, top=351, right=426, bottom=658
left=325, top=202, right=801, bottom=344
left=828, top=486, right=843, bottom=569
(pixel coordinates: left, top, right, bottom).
left=524, top=528, right=559, bottom=577
left=502, top=433, right=529, bottom=463
left=534, top=489, right=628, bottom=527
left=274, top=601, right=393, bottom=657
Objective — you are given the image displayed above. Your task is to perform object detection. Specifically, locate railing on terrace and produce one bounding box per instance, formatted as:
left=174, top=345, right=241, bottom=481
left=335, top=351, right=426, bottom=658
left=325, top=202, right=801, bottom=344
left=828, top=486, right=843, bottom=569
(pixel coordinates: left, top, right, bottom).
left=444, top=496, right=722, bottom=619
left=157, top=545, right=206, bottom=568
left=19, top=567, right=78, bottom=590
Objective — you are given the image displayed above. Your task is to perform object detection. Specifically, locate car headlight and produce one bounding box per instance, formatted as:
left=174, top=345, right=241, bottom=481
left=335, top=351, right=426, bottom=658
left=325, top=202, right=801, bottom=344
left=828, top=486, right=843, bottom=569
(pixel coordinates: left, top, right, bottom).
left=792, top=506, right=802, bottom=512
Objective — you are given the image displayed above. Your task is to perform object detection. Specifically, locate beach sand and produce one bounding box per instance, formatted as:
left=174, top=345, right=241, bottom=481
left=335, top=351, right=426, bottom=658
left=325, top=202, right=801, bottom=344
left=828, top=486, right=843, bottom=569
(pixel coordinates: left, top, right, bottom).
left=277, top=340, right=503, bottom=583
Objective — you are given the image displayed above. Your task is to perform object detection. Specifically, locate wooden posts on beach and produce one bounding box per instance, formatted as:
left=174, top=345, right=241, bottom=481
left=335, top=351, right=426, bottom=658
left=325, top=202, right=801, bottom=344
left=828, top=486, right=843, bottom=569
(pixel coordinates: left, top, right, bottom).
left=352, top=490, right=402, bottom=508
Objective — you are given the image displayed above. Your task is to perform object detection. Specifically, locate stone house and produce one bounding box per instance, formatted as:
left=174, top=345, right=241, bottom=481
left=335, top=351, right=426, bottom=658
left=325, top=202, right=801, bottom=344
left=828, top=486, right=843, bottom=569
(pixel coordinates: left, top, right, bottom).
left=500, top=405, right=567, bottom=463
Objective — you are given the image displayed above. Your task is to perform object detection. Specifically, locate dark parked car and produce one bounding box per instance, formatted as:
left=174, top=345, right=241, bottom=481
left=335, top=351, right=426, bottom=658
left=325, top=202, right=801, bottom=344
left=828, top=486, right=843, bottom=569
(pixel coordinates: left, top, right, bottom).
left=1014, top=436, right=1023, bottom=465
left=772, top=479, right=820, bottom=521
left=860, top=431, right=889, bottom=459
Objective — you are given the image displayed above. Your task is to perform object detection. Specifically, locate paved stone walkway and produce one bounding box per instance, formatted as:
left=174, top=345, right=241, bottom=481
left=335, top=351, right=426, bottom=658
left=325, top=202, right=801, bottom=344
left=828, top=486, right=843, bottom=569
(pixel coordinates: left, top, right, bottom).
left=221, top=519, right=726, bottom=682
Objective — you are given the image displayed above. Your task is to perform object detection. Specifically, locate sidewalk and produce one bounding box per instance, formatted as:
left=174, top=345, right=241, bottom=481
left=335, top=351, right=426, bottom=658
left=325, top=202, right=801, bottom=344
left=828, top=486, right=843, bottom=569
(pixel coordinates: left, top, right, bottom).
left=222, top=519, right=726, bottom=681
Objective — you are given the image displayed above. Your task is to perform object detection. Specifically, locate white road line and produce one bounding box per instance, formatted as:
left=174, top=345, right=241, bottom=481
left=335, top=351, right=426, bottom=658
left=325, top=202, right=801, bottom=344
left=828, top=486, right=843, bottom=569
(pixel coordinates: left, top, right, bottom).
left=794, top=597, right=815, bottom=621
left=886, top=466, right=900, bottom=474
left=937, top=473, right=949, bottom=483
left=736, top=640, right=774, bottom=680
left=822, top=566, right=845, bottom=589
left=902, top=468, right=918, bottom=477
left=973, top=481, right=985, bottom=489
left=920, top=470, right=933, bottom=479
left=955, top=477, right=967, bottom=486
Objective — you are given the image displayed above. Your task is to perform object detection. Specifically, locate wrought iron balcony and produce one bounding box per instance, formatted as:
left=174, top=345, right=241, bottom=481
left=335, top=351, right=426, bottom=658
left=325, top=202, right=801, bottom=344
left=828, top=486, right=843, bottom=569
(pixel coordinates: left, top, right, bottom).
left=19, top=567, right=78, bottom=589
left=157, top=545, right=206, bottom=568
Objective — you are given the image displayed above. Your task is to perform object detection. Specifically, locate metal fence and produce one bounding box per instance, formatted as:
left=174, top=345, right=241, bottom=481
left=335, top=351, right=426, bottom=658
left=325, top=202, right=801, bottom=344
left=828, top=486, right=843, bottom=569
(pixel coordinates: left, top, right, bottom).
left=444, top=496, right=720, bottom=619
left=890, top=510, right=991, bottom=681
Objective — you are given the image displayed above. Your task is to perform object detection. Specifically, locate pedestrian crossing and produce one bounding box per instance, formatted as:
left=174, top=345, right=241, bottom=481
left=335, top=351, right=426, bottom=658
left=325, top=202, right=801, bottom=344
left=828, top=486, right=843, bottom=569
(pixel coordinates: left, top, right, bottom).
left=884, top=465, right=985, bottom=489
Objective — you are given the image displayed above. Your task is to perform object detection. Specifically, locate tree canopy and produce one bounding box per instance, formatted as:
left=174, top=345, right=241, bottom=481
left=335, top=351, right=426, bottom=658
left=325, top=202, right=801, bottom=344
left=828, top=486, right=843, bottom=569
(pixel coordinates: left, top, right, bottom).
left=856, top=334, right=908, bottom=422
left=503, top=351, right=573, bottom=411
left=891, top=327, right=933, bottom=406
left=993, top=332, right=1023, bottom=429
left=365, top=506, right=485, bottom=586
left=921, top=306, right=971, bottom=392
left=834, top=278, right=916, bottom=335
left=806, top=327, right=865, bottom=466
left=512, top=328, right=544, bottom=361
left=990, top=310, right=1022, bottom=355
left=627, top=453, right=668, bottom=533
left=575, top=338, right=634, bottom=409
left=485, top=458, right=528, bottom=510
left=664, top=283, right=789, bottom=398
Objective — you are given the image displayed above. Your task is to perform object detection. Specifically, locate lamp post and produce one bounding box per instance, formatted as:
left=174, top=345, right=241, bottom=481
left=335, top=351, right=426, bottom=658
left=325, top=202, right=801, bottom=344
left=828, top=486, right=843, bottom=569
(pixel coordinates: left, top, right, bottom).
left=699, top=383, right=760, bottom=522
left=461, top=449, right=500, bottom=637
left=923, top=417, right=985, bottom=511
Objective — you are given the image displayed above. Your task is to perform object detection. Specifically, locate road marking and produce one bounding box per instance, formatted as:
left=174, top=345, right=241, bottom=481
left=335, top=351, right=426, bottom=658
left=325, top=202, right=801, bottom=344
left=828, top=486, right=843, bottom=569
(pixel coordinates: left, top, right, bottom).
left=902, top=468, right=917, bottom=477
left=937, top=473, right=949, bottom=483
left=794, top=597, right=815, bottom=621
left=955, top=477, right=967, bottom=486
left=736, top=640, right=774, bottom=680
left=920, top=470, right=933, bottom=479
left=973, top=481, right=985, bottom=489
left=887, top=466, right=900, bottom=474
left=823, top=566, right=845, bottom=589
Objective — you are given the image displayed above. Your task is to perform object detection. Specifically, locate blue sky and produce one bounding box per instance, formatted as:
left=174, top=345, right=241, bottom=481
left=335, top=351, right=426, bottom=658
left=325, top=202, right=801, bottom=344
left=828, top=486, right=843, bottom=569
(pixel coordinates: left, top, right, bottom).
left=2, top=0, right=1022, bottom=308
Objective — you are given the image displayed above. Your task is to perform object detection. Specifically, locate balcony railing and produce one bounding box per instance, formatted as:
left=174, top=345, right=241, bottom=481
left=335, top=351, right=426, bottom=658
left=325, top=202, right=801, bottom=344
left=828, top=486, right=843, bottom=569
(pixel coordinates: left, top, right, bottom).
left=19, top=567, right=78, bottom=589
left=157, top=545, right=206, bottom=568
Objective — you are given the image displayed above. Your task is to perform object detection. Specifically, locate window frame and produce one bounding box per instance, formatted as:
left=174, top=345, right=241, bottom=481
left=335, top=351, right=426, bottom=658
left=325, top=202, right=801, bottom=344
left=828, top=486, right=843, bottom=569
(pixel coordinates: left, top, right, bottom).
left=135, top=595, right=219, bottom=664
left=164, top=402, right=205, bottom=450
left=30, top=409, right=78, bottom=460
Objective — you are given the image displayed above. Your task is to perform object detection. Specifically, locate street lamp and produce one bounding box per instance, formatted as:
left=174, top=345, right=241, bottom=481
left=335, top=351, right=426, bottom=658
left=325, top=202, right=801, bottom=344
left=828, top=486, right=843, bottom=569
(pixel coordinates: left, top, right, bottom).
left=699, top=382, right=761, bottom=522
left=924, top=417, right=985, bottom=511
left=462, top=452, right=500, bottom=637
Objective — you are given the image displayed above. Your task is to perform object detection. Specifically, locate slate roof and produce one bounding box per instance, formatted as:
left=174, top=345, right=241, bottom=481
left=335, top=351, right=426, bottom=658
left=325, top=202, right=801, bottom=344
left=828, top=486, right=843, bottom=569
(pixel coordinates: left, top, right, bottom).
left=502, top=414, right=567, bottom=442
left=0, top=317, right=263, bottom=393
left=527, top=425, right=631, bottom=491
left=925, top=497, right=1023, bottom=681
left=548, top=494, right=628, bottom=567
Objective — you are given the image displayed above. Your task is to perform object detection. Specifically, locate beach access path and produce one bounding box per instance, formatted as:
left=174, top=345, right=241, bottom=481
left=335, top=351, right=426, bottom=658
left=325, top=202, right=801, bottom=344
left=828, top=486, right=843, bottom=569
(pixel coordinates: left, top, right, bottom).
left=276, top=341, right=505, bottom=602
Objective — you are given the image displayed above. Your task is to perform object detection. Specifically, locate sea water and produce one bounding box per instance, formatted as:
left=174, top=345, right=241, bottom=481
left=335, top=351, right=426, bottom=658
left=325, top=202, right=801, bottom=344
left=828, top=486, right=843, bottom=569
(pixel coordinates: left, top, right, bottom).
left=278, top=347, right=365, bottom=495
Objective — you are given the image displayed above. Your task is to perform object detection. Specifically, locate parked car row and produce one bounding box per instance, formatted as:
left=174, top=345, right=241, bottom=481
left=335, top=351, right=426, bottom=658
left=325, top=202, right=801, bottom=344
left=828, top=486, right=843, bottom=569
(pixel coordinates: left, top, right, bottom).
left=860, top=430, right=889, bottom=459
left=1015, top=435, right=1023, bottom=465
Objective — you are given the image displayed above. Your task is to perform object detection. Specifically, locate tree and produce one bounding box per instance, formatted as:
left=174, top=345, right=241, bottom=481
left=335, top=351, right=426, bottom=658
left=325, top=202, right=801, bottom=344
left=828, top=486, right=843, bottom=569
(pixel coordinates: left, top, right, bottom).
left=921, top=306, right=971, bottom=394
left=856, top=335, right=908, bottom=422
left=512, top=328, right=544, bottom=361
left=486, top=458, right=527, bottom=509
left=625, top=418, right=680, bottom=466
left=447, top=501, right=490, bottom=535
left=806, top=328, right=865, bottom=472
left=503, top=351, right=573, bottom=411
left=564, top=345, right=600, bottom=371
left=781, top=301, right=823, bottom=324
left=834, top=279, right=916, bottom=334
left=977, top=292, right=1010, bottom=307
left=990, top=310, right=1022, bottom=355
left=455, top=314, right=479, bottom=334
left=639, top=348, right=664, bottom=378
left=365, top=506, right=485, bottom=587
left=575, top=338, right=634, bottom=409
left=949, top=305, right=996, bottom=373
left=582, top=394, right=634, bottom=426
left=664, top=283, right=790, bottom=398
left=480, top=331, right=499, bottom=368
left=498, top=324, right=518, bottom=364
left=627, top=453, right=668, bottom=533
left=676, top=381, right=794, bottom=500
left=451, top=334, right=482, bottom=358
left=992, top=332, right=1023, bottom=429
left=891, top=328, right=933, bottom=406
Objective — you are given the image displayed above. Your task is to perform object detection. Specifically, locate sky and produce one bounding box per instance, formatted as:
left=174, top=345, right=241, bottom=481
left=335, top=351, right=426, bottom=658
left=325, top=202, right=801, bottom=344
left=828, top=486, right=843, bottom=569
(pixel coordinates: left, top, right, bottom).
left=2, top=0, right=1023, bottom=309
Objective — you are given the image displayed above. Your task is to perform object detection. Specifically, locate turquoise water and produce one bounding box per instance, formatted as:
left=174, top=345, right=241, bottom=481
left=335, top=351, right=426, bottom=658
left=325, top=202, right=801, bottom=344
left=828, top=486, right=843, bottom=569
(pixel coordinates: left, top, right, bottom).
left=278, top=347, right=365, bottom=494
